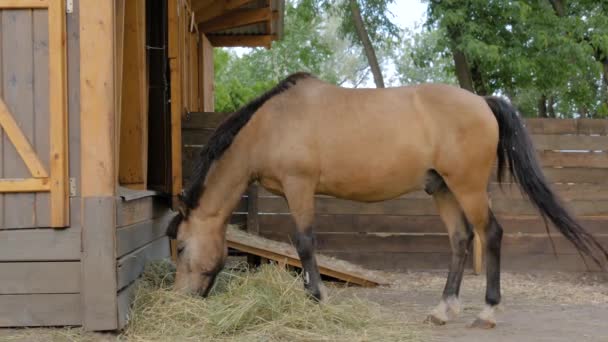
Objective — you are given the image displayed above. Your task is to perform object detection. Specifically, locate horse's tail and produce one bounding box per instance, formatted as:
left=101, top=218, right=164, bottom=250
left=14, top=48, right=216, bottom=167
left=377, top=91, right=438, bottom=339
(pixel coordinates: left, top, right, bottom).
left=485, top=96, right=608, bottom=270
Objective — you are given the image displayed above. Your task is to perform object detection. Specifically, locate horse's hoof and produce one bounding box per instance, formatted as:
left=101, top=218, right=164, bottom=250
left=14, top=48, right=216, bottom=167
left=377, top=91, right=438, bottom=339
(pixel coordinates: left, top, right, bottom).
left=424, top=314, right=446, bottom=326
left=469, top=318, right=496, bottom=329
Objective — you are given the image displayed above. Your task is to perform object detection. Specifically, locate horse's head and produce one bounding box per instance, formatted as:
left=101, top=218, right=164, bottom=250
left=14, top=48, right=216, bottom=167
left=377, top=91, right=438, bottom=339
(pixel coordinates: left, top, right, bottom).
left=166, top=209, right=227, bottom=297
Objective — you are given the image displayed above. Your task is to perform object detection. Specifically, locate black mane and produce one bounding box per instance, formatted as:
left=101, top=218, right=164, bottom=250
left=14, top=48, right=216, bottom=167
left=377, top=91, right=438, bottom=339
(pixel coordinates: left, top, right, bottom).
left=180, top=72, right=313, bottom=217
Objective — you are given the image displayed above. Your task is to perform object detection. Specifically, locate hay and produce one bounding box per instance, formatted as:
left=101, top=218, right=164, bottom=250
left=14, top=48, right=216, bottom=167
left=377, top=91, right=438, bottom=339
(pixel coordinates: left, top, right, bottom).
left=121, top=260, right=422, bottom=342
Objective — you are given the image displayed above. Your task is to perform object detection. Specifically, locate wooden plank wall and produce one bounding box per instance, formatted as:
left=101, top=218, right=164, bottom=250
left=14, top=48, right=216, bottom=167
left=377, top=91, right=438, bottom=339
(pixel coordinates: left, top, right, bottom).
left=183, top=114, right=608, bottom=272
left=0, top=2, right=82, bottom=327
left=115, top=194, right=172, bottom=328
left=0, top=8, right=49, bottom=228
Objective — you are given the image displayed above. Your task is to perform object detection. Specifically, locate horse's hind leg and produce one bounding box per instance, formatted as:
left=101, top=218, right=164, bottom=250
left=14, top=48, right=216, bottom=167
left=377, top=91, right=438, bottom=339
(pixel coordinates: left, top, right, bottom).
left=424, top=172, right=474, bottom=325
left=452, top=188, right=503, bottom=328
left=282, top=179, right=326, bottom=301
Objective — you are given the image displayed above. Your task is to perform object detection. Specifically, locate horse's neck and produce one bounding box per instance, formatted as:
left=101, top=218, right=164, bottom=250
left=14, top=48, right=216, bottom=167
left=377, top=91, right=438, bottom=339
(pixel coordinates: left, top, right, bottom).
left=195, top=149, right=250, bottom=220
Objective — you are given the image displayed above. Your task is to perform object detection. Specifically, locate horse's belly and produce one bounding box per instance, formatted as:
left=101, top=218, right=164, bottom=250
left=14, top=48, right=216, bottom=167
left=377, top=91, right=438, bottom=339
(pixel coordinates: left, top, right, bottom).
left=316, top=155, right=429, bottom=202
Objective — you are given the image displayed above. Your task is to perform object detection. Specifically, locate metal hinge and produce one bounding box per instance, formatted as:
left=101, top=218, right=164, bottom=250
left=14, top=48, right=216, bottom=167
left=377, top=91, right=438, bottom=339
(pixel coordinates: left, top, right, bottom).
left=69, top=178, right=76, bottom=197
left=66, top=0, right=73, bottom=14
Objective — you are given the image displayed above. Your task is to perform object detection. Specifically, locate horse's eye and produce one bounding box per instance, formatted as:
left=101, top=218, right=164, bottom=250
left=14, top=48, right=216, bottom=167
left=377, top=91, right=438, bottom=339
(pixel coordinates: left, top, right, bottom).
left=177, top=244, right=185, bottom=256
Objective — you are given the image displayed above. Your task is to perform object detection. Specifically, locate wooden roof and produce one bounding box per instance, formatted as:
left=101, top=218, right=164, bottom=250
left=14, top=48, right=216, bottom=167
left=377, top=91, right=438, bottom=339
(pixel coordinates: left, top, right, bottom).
left=193, top=0, right=285, bottom=48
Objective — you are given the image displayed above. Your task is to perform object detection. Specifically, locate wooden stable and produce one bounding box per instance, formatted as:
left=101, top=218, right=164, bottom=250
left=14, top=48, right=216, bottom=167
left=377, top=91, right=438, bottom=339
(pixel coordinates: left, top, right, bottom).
left=0, top=0, right=283, bottom=330
left=184, top=114, right=608, bottom=273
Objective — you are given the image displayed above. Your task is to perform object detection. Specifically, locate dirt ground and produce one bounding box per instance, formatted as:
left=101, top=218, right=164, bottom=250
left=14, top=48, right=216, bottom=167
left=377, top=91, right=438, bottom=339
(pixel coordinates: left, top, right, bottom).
left=1, top=270, right=607, bottom=342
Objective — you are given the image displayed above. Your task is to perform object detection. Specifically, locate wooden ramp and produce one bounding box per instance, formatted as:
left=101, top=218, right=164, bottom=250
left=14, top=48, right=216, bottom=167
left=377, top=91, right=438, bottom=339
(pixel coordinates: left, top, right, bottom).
left=226, top=226, right=390, bottom=287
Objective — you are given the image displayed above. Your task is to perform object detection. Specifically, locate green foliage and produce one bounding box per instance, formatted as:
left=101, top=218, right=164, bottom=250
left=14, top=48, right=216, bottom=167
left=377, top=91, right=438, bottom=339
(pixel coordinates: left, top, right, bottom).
left=425, top=0, right=608, bottom=118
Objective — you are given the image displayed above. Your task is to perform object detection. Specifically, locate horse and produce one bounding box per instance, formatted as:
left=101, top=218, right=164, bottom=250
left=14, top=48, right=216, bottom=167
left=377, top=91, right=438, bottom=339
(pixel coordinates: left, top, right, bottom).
left=166, top=72, right=608, bottom=328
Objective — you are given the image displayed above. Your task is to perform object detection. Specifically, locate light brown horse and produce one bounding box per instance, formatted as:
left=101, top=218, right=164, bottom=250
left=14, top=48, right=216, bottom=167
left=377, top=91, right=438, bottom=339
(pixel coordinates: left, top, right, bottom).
left=166, top=72, right=608, bottom=328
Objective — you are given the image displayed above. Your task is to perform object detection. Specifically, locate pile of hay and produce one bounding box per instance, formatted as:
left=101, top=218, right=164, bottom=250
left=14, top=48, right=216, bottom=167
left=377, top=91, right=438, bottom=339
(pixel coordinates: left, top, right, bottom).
left=121, top=260, right=420, bottom=342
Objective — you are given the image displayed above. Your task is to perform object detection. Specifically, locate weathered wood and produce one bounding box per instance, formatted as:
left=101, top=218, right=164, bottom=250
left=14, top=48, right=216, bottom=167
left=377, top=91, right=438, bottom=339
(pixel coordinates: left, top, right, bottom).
left=541, top=167, right=608, bottom=184
left=67, top=0, right=81, bottom=196
left=0, top=0, right=48, bottom=8
left=117, top=236, right=170, bottom=291
left=539, top=151, right=608, bottom=168
left=182, top=111, right=229, bottom=129
left=257, top=195, right=608, bottom=216
left=207, top=34, right=273, bottom=48
left=532, top=134, right=608, bottom=151
left=0, top=228, right=80, bottom=261
left=524, top=118, right=608, bottom=135
left=81, top=197, right=117, bottom=330
left=258, top=214, right=608, bottom=235
left=80, top=0, right=117, bottom=329
left=116, top=195, right=171, bottom=227
left=117, top=280, right=138, bottom=329
left=0, top=262, right=80, bottom=294
left=0, top=294, right=81, bottom=327
left=2, top=9, right=36, bottom=228
left=0, top=100, right=48, bottom=178
left=227, top=227, right=389, bottom=287
left=169, top=0, right=183, bottom=200
left=182, top=128, right=214, bottom=146
left=325, top=251, right=599, bottom=272
left=260, top=231, right=608, bottom=256
left=247, top=184, right=259, bottom=234
left=119, top=0, right=148, bottom=188
left=48, top=0, right=69, bottom=227
left=33, top=9, right=50, bottom=227
left=116, top=214, right=173, bottom=258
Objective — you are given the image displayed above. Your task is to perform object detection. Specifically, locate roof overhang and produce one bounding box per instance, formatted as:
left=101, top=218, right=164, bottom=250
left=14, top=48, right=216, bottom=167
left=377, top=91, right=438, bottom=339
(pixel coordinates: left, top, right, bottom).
left=192, top=0, right=285, bottom=49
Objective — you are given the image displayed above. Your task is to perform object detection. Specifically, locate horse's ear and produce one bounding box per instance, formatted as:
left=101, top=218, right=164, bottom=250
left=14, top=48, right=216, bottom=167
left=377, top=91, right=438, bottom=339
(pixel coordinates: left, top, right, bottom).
left=166, top=212, right=183, bottom=239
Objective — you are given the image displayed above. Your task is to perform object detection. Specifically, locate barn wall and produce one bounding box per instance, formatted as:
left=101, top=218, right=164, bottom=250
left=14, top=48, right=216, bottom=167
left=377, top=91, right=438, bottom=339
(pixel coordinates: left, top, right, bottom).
left=115, top=191, right=172, bottom=328
left=183, top=114, right=608, bottom=272
left=0, top=2, right=83, bottom=327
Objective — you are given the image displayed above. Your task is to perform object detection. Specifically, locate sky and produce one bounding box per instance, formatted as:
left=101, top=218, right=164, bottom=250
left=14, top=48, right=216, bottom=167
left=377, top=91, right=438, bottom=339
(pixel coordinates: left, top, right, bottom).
left=230, top=0, right=430, bottom=86
left=389, top=0, right=427, bottom=31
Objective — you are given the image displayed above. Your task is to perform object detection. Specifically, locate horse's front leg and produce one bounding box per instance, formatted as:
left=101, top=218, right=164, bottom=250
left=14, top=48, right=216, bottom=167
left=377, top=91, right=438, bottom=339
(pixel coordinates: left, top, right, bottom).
left=283, top=179, right=325, bottom=301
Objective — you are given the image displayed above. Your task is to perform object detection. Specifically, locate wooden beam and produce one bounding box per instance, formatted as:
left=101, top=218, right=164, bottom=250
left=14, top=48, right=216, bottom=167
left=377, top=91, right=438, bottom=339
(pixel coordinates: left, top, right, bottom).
left=0, top=178, right=50, bottom=193
left=80, top=0, right=118, bottom=331
left=226, top=227, right=389, bottom=287
left=207, top=34, right=273, bottom=48
left=48, top=0, right=69, bottom=227
left=194, top=0, right=254, bottom=23
left=168, top=0, right=183, bottom=201
left=0, top=99, right=48, bottom=178
left=0, top=0, right=48, bottom=8
left=200, top=34, right=214, bottom=111
left=200, top=8, right=271, bottom=33
left=119, top=0, right=148, bottom=188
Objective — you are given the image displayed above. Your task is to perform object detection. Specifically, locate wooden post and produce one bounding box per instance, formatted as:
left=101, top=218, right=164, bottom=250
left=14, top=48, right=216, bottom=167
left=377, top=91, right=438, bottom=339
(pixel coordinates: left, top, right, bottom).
left=168, top=0, right=182, bottom=202
left=80, top=0, right=118, bottom=330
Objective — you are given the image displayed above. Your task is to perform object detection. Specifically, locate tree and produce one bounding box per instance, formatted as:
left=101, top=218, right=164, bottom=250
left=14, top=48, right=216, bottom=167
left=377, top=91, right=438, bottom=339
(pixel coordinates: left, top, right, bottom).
left=323, top=0, right=399, bottom=88
left=425, top=0, right=608, bottom=118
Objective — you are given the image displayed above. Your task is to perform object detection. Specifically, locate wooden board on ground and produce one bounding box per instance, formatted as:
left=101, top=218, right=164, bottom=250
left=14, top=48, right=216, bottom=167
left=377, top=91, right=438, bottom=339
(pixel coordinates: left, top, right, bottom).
left=226, top=226, right=389, bottom=287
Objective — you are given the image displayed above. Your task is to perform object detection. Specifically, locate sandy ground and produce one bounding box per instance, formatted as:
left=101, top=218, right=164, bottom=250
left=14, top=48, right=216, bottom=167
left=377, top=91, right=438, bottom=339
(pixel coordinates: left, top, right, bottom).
left=1, top=270, right=606, bottom=342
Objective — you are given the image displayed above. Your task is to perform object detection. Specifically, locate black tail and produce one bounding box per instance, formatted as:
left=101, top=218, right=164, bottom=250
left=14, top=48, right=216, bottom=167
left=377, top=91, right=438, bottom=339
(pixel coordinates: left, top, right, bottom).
left=485, top=96, right=608, bottom=270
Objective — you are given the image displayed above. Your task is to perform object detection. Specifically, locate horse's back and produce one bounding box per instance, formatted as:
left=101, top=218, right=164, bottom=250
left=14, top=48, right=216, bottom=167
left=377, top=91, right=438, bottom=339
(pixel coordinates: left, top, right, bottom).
left=247, top=79, right=498, bottom=201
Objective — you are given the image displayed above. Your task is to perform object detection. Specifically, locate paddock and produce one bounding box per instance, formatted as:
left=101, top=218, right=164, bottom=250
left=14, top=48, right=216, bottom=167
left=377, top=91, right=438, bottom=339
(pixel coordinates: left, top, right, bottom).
left=0, top=0, right=606, bottom=334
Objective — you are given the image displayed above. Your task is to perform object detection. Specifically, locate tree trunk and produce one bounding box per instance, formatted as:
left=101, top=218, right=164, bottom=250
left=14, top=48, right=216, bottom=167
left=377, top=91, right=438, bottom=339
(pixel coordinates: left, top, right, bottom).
left=471, top=63, right=488, bottom=96
left=349, top=0, right=384, bottom=88
left=548, top=0, right=566, bottom=16
left=548, top=96, right=556, bottom=118
left=451, top=49, right=474, bottom=92
left=538, top=95, right=548, bottom=118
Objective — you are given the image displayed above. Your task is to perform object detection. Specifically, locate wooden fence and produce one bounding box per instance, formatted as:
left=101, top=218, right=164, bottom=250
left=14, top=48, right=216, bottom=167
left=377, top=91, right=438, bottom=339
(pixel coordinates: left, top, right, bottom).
left=183, top=113, right=608, bottom=272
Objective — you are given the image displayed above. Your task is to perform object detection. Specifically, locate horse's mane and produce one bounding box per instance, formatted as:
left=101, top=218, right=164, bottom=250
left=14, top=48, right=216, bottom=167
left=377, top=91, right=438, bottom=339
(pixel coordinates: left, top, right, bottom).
left=179, top=72, right=314, bottom=217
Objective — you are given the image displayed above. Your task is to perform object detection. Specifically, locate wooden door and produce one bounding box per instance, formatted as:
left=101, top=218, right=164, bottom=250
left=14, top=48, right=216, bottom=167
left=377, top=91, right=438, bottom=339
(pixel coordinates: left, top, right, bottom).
left=0, top=0, right=68, bottom=227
